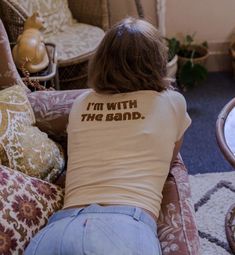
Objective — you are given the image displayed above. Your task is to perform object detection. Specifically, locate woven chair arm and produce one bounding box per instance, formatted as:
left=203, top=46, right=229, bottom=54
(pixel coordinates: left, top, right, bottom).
left=0, top=0, right=29, bottom=43
left=67, top=0, right=110, bottom=31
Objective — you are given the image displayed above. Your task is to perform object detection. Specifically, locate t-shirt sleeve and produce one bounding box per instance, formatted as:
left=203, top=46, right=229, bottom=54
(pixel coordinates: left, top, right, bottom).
left=168, top=90, right=191, bottom=141
left=175, top=93, right=191, bottom=141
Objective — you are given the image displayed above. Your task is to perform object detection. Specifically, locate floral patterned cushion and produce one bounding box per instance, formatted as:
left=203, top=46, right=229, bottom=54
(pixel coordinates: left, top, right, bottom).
left=44, top=23, right=105, bottom=63
left=0, top=85, right=65, bottom=181
left=0, top=164, right=64, bottom=254
left=10, top=0, right=74, bottom=35
left=0, top=19, right=29, bottom=91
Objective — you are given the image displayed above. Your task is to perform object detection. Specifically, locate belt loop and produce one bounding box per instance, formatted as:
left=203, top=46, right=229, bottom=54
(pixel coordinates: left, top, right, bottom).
left=76, top=207, right=84, bottom=216
left=133, top=207, right=142, bottom=221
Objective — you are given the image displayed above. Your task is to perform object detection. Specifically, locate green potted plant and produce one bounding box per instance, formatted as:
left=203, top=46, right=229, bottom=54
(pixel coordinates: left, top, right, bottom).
left=177, top=34, right=209, bottom=90
left=165, top=37, right=180, bottom=80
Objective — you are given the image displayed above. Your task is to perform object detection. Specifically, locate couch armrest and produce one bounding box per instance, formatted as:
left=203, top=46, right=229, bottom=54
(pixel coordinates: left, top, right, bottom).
left=158, top=155, right=200, bottom=255
left=67, top=0, right=110, bottom=31
left=27, top=89, right=88, bottom=142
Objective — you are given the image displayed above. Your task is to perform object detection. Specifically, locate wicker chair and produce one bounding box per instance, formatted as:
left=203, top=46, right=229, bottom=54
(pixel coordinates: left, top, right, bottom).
left=0, top=0, right=110, bottom=90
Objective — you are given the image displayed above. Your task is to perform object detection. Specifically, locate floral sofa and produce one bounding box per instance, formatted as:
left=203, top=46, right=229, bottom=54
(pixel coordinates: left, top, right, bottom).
left=0, top=19, right=200, bottom=254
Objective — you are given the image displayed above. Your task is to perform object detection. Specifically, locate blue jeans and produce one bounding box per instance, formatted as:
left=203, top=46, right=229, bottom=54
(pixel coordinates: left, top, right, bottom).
left=24, top=204, right=162, bottom=255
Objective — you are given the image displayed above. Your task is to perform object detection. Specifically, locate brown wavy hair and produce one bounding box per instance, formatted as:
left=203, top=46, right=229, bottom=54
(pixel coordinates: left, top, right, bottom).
left=88, top=17, right=168, bottom=94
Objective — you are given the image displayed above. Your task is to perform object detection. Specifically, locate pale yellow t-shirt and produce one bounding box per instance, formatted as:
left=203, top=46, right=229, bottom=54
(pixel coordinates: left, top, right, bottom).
left=64, top=89, right=191, bottom=218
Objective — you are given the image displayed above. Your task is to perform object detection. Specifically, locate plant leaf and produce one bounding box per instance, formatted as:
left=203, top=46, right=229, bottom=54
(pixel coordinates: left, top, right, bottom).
left=179, top=61, right=195, bottom=88
left=165, top=37, right=180, bottom=61
left=185, top=35, right=194, bottom=45
left=192, top=64, right=208, bottom=83
left=178, top=61, right=208, bottom=89
left=202, top=41, right=208, bottom=48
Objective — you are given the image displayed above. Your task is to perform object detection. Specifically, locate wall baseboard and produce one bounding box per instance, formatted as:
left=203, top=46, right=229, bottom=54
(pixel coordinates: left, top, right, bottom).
left=206, top=41, right=233, bottom=72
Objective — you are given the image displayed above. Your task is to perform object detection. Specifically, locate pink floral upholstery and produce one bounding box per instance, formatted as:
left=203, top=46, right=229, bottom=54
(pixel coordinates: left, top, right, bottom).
left=0, top=165, right=64, bottom=254
left=158, top=158, right=200, bottom=254
left=28, top=89, right=88, bottom=153
left=28, top=90, right=86, bottom=137
left=27, top=89, right=200, bottom=255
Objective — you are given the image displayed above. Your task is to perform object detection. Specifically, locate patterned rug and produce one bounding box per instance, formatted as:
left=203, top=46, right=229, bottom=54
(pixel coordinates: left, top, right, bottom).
left=189, top=171, right=235, bottom=255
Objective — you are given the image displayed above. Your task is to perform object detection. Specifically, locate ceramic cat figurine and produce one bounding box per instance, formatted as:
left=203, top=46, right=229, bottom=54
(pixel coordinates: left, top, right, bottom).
left=12, top=12, right=49, bottom=73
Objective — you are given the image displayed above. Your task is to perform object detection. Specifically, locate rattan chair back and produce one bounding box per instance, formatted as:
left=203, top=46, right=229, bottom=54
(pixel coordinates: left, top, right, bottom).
left=216, top=97, right=235, bottom=168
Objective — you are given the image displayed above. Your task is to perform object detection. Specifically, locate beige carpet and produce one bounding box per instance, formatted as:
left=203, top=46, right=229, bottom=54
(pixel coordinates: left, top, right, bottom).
left=189, top=171, right=235, bottom=255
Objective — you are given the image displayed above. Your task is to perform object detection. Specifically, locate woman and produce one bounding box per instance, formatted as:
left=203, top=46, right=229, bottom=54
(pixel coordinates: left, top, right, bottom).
left=25, top=17, right=191, bottom=255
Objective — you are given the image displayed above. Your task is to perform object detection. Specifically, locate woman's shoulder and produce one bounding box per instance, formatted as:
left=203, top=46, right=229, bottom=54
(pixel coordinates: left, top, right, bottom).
left=164, top=89, right=184, bottom=98
left=163, top=89, right=187, bottom=105
left=73, top=89, right=94, bottom=103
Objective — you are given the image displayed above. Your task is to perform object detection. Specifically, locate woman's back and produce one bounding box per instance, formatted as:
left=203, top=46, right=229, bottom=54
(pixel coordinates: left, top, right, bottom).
left=64, top=89, right=190, bottom=218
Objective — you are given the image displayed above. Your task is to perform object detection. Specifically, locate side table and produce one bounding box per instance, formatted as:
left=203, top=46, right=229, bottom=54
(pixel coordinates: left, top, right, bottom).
left=12, top=43, right=60, bottom=90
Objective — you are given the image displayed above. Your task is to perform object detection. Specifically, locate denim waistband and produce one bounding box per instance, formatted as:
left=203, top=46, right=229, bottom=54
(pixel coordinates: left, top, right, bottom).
left=48, top=204, right=157, bottom=235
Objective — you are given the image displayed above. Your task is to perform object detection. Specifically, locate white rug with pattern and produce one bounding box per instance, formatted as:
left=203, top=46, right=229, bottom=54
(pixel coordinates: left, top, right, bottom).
left=189, top=171, right=235, bottom=255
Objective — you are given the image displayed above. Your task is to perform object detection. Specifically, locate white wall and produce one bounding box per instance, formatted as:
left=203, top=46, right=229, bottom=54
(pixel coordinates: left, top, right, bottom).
left=166, top=0, right=235, bottom=43
left=110, top=0, right=235, bottom=70
left=109, top=0, right=158, bottom=26
left=110, top=0, right=235, bottom=42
